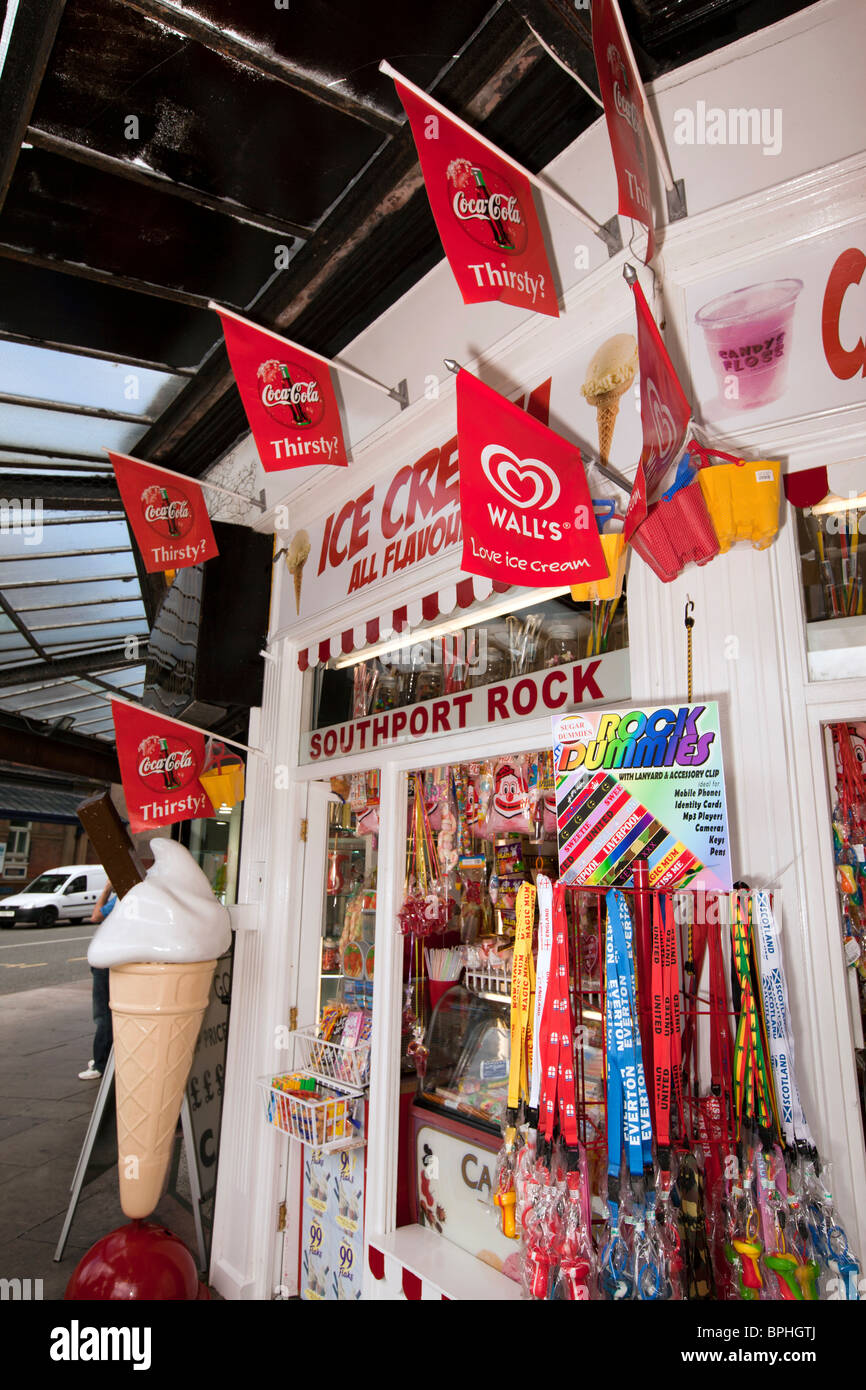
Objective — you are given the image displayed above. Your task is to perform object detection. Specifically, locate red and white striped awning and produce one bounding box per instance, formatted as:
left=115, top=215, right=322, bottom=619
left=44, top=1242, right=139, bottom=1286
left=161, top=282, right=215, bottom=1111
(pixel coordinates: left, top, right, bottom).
left=298, top=576, right=511, bottom=670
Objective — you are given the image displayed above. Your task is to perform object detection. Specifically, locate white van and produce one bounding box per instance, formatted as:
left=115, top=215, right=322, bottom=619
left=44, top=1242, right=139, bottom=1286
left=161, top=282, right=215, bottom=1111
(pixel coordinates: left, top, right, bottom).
left=0, top=865, right=109, bottom=929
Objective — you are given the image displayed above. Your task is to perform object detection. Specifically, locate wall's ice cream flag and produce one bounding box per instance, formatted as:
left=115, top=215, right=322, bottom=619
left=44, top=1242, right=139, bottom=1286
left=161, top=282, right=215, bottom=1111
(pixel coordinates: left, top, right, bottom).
left=622, top=267, right=692, bottom=540
left=112, top=700, right=213, bottom=834
left=109, top=452, right=218, bottom=574
left=456, top=368, right=609, bottom=587
left=213, top=305, right=350, bottom=473
left=591, top=0, right=655, bottom=263
left=383, top=67, right=560, bottom=318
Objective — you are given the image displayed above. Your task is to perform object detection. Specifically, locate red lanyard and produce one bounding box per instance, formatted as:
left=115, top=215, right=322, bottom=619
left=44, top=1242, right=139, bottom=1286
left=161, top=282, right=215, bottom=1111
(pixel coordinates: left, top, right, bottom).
left=538, top=882, right=579, bottom=1153
left=650, top=894, right=683, bottom=1176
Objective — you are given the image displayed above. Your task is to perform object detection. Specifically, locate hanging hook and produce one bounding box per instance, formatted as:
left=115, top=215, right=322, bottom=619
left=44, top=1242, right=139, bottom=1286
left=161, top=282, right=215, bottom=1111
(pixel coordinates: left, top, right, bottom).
left=684, top=597, right=695, bottom=629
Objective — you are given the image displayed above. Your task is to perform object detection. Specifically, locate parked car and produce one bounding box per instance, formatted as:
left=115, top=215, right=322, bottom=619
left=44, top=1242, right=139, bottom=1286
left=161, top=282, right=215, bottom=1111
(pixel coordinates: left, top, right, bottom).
left=0, top=866, right=108, bottom=928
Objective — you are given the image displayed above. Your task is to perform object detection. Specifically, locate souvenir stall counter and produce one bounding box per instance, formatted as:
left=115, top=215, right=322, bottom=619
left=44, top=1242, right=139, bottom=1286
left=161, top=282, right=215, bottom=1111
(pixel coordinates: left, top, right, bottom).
left=206, top=1, right=866, bottom=1304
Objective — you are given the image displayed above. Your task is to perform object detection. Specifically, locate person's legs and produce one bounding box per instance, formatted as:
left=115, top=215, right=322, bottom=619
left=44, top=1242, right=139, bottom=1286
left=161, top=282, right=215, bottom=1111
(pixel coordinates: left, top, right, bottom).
left=91, top=967, right=113, bottom=1074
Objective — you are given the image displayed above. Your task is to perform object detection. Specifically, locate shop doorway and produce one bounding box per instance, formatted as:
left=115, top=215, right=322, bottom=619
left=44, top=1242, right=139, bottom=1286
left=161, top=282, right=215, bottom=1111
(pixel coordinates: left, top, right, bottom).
left=275, top=774, right=379, bottom=1300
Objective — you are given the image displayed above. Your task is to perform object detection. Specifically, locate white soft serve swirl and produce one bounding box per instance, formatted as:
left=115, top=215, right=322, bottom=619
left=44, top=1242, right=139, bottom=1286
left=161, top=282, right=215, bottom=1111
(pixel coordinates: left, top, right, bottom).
left=88, top=838, right=232, bottom=969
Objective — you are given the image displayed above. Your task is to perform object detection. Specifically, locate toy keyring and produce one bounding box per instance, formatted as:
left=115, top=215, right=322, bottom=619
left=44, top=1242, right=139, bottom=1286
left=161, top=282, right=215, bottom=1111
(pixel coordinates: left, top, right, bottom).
left=635, top=1248, right=664, bottom=1301
left=600, top=1235, right=633, bottom=1300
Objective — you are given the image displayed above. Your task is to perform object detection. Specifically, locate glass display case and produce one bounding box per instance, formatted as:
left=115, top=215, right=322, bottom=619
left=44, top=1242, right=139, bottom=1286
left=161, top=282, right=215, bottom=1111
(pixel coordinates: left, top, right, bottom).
left=415, top=983, right=510, bottom=1134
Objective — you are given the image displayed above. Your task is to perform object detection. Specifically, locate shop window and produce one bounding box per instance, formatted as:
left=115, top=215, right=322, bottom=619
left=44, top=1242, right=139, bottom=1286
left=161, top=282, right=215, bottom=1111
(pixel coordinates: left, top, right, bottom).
left=307, top=587, right=628, bottom=733
left=4, top=821, right=31, bottom=878
left=796, top=499, right=866, bottom=680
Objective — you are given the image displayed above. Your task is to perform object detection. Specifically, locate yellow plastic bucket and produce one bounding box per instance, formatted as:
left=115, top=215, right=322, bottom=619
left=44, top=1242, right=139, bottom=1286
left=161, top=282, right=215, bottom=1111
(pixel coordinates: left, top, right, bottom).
left=698, top=461, right=780, bottom=553
left=200, top=761, right=245, bottom=812
left=571, top=533, right=628, bottom=602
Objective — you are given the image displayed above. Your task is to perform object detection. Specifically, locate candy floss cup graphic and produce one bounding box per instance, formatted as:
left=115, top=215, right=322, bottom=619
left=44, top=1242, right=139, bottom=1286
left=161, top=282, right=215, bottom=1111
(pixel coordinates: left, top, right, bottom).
left=695, top=278, right=803, bottom=412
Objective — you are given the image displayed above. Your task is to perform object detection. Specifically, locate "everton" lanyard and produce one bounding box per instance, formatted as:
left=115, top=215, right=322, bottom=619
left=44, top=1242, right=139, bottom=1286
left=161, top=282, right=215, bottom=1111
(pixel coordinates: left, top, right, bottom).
left=605, top=889, right=653, bottom=1212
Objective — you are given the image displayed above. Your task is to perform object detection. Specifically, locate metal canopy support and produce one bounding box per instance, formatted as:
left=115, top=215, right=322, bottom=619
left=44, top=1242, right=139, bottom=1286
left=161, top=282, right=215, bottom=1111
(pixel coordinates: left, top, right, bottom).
left=0, top=327, right=196, bottom=378
left=0, top=0, right=68, bottom=218
left=0, top=646, right=145, bottom=688
left=122, top=0, right=402, bottom=137
left=26, top=127, right=314, bottom=242
left=0, top=242, right=228, bottom=311
left=0, top=590, right=51, bottom=660
left=0, top=391, right=155, bottom=425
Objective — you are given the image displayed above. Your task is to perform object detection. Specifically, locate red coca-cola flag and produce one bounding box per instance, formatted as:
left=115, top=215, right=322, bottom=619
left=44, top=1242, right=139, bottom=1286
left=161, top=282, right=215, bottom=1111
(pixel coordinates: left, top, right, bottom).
left=592, top=0, right=655, bottom=263
left=109, top=452, right=218, bottom=574
left=457, top=370, right=608, bottom=587
left=623, top=274, right=692, bottom=540
left=214, top=306, right=349, bottom=472
left=112, top=700, right=213, bottom=834
left=391, top=78, right=559, bottom=318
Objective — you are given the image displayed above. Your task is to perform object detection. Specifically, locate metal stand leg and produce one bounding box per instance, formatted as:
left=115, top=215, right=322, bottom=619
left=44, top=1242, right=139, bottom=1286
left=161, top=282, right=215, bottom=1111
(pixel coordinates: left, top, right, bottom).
left=53, top=1050, right=115, bottom=1262
left=180, top=1095, right=207, bottom=1273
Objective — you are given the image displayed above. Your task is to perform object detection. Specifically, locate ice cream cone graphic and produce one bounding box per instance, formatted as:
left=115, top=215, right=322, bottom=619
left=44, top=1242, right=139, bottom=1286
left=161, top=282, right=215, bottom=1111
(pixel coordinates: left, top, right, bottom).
left=110, top=959, right=215, bottom=1219
left=286, top=529, right=311, bottom=615
left=581, top=334, right=638, bottom=467
left=88, top=839, right=232, bottom=1222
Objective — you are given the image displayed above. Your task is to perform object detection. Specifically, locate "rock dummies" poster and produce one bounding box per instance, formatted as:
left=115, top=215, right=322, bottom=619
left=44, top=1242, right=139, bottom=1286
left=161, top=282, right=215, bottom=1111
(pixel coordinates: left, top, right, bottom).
left=552, top=703, right=732, bottom=890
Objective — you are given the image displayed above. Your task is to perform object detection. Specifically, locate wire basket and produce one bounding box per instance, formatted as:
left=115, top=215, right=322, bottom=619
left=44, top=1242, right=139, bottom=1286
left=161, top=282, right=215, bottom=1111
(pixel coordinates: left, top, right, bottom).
left=290, top=1024, right=371, bottom=1092
left=258, top=1076, right=365, bottom=1153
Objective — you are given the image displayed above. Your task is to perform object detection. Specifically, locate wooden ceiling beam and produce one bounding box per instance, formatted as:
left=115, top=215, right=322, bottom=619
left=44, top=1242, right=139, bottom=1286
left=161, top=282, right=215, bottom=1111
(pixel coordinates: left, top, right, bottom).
left=121, top=0, right=402, bottom=136
left=0, top=241, right=225, bottom=311
left=25, top=126, right=314, bottom=241
left=0, top=0, right=67, bottom=216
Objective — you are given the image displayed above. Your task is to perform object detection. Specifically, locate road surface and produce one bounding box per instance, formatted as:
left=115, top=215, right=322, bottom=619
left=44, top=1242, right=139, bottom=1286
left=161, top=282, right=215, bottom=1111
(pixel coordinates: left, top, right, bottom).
left=0, top=921, right=97, bottom=995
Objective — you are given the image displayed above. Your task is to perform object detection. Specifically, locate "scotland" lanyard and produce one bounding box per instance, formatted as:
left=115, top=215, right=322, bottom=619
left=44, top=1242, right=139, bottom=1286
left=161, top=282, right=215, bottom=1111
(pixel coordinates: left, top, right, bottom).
left=751, top=891, right=813, bottom=1152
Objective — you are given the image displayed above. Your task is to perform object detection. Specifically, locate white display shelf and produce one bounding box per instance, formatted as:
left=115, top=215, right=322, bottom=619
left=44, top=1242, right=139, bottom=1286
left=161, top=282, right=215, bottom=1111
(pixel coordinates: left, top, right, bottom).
left=290, top=1023, right=371, bottom=1092
left=259, top=1077, right=365, bottom=1153
left=463, top=964, right=511, bottom=1000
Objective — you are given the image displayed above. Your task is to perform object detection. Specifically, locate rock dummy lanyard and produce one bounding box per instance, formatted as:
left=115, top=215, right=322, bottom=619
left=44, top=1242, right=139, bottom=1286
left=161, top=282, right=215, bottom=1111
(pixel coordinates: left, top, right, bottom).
left=496, top=880, right=536, bottom=1238
left=603, top=887, right=654, bottom=1298
left=537, top=882, right=581, bottom=1166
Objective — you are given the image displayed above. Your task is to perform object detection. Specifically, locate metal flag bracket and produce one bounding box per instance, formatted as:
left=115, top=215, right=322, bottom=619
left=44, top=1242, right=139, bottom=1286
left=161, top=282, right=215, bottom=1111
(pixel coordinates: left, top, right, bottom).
left=666, top=179, right=688, bottom=224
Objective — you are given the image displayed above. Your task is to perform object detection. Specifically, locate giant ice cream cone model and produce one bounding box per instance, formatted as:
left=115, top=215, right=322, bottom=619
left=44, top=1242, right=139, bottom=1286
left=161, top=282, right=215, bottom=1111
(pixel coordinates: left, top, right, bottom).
left=110, top=959, right=215, bottom=1219
left=88, top=839, right=232, bottom=1221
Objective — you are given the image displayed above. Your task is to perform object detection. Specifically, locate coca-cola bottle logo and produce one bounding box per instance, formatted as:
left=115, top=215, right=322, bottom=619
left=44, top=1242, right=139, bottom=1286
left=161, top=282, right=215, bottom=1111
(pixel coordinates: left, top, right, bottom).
left=140, top=484, right=194, bottom=540
left=136, top=734, right=198, bottom=791
left=445, top=158, right=528, bottom=256
left=257, top=359, right=326, bottom=429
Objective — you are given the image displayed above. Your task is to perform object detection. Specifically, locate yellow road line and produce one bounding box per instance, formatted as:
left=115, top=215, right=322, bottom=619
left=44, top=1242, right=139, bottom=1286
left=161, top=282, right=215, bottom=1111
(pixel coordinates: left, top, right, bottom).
left=4, top=962, right=47, bottom=968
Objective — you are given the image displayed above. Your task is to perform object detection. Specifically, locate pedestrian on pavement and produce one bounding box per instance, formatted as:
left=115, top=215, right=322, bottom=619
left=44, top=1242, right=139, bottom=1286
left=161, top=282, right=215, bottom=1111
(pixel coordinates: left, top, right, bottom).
left=79, top=881, right=117, bottom=1081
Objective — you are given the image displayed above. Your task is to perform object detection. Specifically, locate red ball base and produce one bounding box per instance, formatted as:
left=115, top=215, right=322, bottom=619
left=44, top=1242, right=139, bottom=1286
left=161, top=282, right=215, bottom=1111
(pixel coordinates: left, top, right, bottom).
left=65, top=1221, right=207, bottom=1301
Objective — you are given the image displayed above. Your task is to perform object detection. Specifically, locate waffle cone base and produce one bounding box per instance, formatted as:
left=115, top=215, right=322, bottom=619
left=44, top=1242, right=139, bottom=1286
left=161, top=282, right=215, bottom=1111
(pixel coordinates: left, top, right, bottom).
left=110, top=960, right=216, bottom=1220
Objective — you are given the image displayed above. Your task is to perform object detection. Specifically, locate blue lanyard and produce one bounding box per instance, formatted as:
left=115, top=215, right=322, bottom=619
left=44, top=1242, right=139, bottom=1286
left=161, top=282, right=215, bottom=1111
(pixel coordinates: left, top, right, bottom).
left=606, top=889, right=653, bottom=1189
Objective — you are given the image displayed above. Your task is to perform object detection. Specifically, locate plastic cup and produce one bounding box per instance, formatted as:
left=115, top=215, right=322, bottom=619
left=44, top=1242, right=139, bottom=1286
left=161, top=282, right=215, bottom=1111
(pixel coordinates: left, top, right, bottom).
left=694, top=279, right=803, bottom=411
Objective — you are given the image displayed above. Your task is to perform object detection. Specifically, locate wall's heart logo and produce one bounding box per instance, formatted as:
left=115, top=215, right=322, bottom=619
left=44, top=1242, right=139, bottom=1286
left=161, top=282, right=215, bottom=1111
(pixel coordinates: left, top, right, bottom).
left=646, top=377, right=679, bottom=468
left=480, top=444, right=561, bottom=510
